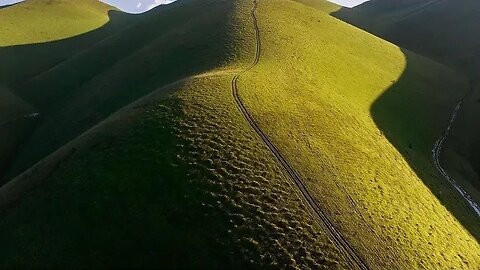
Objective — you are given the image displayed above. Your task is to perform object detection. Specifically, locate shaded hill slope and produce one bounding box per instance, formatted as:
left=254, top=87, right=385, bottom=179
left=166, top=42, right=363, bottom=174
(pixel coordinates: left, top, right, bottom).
left=0, top=0, right=243, bottom=183
left=333, top=0, right=480, bottom=199
left=333, top=0, right=480, bottom=80
left=0, top=0, right=115, bottom=47
left=0, top=0, right=134, bottom=181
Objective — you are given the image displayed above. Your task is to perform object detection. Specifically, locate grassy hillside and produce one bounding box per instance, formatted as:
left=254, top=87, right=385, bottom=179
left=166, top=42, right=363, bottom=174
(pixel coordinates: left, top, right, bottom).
left=0, top=73, right=349, bottom=269
left=333, top=0, right=480, bottom=79
left=0, top=0, right=128, bottom=85
left=0, top=0, right=349, bottom=268
left=1, top=0, right=479, bottom=269
left=239, top=0, right=479, bottom=268
left=0, top=0, right=133, bottom=181
left=0, top=0, right=243, bottom=183
left=0, top=1, right=353, bottom=267
left=0, top=0, right=114, bottom=47
left=333, top=0, right=480, bottom=197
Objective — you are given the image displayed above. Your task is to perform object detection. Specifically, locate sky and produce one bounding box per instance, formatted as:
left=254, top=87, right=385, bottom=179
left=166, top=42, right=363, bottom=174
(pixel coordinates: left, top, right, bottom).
left=327, top=0, right=370, bottom=8
left=0, top=0, right=370, bottom=12
left=100, top=0, right=176, bottom=13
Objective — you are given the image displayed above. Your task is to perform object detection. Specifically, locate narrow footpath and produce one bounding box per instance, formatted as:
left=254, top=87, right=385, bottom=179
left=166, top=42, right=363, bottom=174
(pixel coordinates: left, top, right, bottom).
left=432, top=95, right=480, bottom=217
left=231, top=1, right=370, bottom=269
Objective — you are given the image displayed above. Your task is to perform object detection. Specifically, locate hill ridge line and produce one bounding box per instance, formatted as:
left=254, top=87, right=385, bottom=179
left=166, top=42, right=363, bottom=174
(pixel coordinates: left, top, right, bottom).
left=231, top=1, right=369, bottom=269
left=0, top=69, right=235, bottom=212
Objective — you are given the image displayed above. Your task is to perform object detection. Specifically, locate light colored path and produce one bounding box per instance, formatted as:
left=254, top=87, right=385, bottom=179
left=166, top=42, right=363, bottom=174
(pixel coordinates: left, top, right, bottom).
left=231, top=1, right=370, bottom=269
left=432, top=94, right=480, bottom=217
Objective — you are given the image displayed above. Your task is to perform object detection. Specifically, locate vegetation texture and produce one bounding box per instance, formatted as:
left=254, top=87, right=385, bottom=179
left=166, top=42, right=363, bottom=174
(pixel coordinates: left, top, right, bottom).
left=333, top=0, right=480, bottom=211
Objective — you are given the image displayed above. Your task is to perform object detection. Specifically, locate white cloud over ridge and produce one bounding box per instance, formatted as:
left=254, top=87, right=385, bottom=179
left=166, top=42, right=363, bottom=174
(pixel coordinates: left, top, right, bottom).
left=100, top=0, right=176, bottom=13
left=325, top=0, right=370, bottom=8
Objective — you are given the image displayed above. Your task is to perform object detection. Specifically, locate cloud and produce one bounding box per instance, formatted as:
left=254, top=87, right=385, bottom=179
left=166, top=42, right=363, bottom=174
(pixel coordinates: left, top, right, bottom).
left=147, top=0, right=175, bottom=10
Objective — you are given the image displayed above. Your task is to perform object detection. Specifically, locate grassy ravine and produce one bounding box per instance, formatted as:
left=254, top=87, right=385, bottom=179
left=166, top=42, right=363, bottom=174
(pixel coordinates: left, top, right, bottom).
left=239, top=0, right=480, bottom=269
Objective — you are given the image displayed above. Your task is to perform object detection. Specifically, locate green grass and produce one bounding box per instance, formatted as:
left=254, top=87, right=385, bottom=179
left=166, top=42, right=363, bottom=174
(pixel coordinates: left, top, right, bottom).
left=0, top=0, right=348, bottom=268
left=0, top=71, right=348, bottom=269
left=0, top=0, right=113, bottom=47
left=0, top=0, right=243, bottom=182
left=238, top=0, right=480, bottom=268
left=333, top=0, right=480, bottom=198
left=293, top=0, right=340, bottom=13
left=333, top=0, right=480, bottom=80
left=0, top=0, right=479, bottom=269
left=0, top=0, right=133, bottom=181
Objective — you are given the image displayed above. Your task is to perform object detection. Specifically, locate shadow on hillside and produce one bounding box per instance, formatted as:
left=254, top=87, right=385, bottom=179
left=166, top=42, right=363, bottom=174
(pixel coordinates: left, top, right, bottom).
left=369, top=47, right=480, bottom=241
left=333, top=1, right=480, bottom=239
left=0, top=10, right=134, bottom=86
left=0, top=0, right=238, bottom=183
left=333, top=2, right=480, bottom=203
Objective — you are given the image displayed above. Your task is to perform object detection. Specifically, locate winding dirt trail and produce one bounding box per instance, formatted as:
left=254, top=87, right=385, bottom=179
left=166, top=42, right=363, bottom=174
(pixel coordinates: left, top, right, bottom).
left=231, top=1, right=369, bottom=269
left=432, top=96, right=480, bottom=217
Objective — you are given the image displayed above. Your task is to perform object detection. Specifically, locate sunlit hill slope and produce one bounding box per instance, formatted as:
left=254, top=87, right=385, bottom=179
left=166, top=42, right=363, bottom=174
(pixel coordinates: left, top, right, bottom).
left=333, top=0, right=480, bottom=202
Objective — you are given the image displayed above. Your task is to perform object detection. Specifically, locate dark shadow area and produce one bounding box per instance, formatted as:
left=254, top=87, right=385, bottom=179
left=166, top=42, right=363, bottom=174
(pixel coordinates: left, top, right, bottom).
left=369, top=48, right=480, bottom=240
left=0, top=10, right=135, bottom=86
left=0, top=0, right=239, bottom=184
left=332, top=0, right=480, bottom=240
left=443, top=85, right=480, bottom=192
left=333, top=0, right=480, bottom=194
left=0, top=91, right=258, bottom=269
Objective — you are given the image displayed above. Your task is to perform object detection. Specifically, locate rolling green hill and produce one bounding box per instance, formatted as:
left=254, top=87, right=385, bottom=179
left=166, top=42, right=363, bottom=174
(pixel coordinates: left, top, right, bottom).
left=333, top=0, right=480, bottom=80
left=0, top=0, right=114, bottom=47
left=0, top=0, right=479, bottom=269
left=0, top=0, right=241, bottom=182
left=333, top=0, right=480, bottom=203
left=0, top=0, right=133, bottom=181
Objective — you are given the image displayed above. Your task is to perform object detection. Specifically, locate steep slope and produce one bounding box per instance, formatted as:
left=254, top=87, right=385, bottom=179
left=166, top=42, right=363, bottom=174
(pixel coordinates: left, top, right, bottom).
left=0, top=0, right=129, bottom=85
left=0, top=73, right=350, bottom=269
left=238, top=0, right=479, bottom=268
left=0, top=0, right=240, bottom=183
left=0, top=0, right=133, bottom=181
left=333, top=0, right=480, bottom=199
left=0, top=87, right=37, bottom=177
left=333, top=0, right=480, bottom=80
left=0, top=0, right=114, bottom=47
